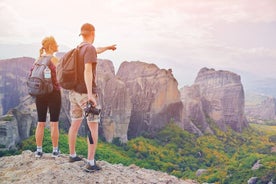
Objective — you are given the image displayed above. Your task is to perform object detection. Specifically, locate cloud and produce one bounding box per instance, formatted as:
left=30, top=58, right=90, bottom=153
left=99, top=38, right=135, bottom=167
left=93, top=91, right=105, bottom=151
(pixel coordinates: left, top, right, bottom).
left=0, top=2, right=48, bottom=44
left=0, top=3, right=24, bottom=38
left=1, top=0, right=276, bottom=86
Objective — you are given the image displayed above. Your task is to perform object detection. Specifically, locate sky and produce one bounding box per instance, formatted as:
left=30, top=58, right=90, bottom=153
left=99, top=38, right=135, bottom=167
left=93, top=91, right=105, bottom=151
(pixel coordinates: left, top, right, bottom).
left=0, top=0, right=276, bottom=87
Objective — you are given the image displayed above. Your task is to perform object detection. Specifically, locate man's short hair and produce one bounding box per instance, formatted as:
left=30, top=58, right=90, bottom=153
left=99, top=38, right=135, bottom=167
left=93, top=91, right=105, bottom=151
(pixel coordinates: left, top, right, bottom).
left=79, top=23, right=95, bottom=36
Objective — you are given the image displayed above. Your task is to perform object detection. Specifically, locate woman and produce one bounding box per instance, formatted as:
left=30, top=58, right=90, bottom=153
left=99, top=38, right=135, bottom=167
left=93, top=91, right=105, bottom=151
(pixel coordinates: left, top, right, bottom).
left=33, top=36, right=61, bottom=158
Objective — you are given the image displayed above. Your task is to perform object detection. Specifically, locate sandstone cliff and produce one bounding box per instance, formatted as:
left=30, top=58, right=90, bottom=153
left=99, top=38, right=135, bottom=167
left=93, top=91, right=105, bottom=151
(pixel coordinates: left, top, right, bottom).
left=0, top=58, right=249, bottom=148
left=0, top=150, right=197, bottom=184
left=0, top=57, right=182, bottom=145
left=101, top=61, right=182, bottom=141
left=0, top=57, right=34, bottom=115
left=180, top=68, right=248, bottom=134
left=0, top=114, right=20, bottom=149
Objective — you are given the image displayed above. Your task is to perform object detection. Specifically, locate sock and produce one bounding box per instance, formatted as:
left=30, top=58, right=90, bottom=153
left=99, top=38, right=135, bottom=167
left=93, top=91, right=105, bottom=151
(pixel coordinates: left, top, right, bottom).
left=53, top=147, right=58, bottom=152
left=70, top=153, right=77, bottom=158
left=37, top=146, right=42, bottom=152
left=88, top=159, right=95, bottom=166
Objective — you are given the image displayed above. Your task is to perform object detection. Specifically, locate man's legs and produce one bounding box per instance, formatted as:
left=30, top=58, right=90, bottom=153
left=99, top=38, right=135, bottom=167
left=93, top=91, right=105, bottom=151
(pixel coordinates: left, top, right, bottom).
left=68, top=91, right=84, bottom=160
left=87, top=121, right=99, bottom=160
left=84, top=120, right=101, bottom=172
left=68, top=119, right=82, bottom=155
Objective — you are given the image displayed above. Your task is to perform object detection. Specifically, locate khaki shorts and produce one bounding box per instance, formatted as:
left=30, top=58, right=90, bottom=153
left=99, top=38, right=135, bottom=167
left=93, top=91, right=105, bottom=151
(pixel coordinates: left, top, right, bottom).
left=69, top=91, right=100, bottom=123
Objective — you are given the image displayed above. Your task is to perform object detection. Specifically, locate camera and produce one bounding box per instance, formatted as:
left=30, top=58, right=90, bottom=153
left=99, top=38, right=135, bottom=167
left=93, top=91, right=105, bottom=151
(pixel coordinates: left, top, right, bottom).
left=84, top=101, right=101, bottom=115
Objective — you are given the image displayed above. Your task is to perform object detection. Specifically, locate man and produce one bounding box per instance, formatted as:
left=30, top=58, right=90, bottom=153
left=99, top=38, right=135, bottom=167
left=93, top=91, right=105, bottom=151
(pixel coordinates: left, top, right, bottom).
left=68, top=23, right=116, bottom=172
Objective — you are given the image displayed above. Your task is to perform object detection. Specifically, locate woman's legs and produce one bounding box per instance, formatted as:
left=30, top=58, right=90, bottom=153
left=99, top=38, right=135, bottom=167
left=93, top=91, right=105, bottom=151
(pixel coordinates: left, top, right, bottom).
left=35, top=122, right=45, bottom=147
left=49, top=90, right=61, bottom=153
left=35, top=95, right=48, bottom=154
left=50, top=122, right=59, bottom=148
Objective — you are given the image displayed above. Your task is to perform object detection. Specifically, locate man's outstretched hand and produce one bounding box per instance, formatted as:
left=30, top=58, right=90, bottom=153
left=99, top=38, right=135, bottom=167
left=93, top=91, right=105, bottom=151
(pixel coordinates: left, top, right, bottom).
left=108, top=44, right=117, bottom=51
left=96, top=44, right=117, bottom=54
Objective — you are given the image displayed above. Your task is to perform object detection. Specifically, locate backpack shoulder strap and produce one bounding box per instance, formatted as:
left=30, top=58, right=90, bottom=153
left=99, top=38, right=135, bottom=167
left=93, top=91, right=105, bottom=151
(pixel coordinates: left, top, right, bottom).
left=78, top=42, right=90, bottom=48
left=78, top=43, right=91, bottom=53
left=36, top=56, right=53, bottom=66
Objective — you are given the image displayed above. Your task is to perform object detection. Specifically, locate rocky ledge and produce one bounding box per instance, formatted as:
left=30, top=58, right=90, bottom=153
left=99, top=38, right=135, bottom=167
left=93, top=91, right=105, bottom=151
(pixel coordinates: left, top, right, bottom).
left=0, top=150, right=198, bottom=184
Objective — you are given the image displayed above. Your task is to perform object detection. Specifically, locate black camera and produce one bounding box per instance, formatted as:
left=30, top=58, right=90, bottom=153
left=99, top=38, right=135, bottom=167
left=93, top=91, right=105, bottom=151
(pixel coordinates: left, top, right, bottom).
left=84, top=101, right=101, bottom=115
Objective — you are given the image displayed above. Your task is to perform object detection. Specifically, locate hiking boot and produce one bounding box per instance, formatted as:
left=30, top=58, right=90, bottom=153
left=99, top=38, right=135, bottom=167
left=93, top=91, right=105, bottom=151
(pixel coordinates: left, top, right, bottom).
left=35, top=151, right=43, bottom=158
left=69, top=155, right=83, bottom=163
left=52, top=150, right=61, bottom=158
left=84, top=162, right=102, bottom=172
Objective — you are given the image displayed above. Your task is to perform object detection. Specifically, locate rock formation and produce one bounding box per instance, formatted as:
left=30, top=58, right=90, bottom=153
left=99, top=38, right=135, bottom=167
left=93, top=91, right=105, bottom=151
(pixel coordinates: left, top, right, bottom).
left=180, top=85, right=213, bottom=135
left=0, top=150, right=198, bottom=184
left=0, top=57, right=249, bottom=147
left=245, top=92, right=276, bottom=124
left=0, top=57, right=34, bottom=115
left=0, top=114, right=20, bottom=149
left=0, top=96, right=36, bottom=149
left=101, top=61, right=182, bottom=141
left=180, top=68, right=248, bottom=134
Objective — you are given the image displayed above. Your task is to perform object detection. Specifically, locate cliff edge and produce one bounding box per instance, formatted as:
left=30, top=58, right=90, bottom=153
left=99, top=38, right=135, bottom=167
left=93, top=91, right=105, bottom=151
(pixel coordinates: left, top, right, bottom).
left=0, top=150, right=198, bottom=184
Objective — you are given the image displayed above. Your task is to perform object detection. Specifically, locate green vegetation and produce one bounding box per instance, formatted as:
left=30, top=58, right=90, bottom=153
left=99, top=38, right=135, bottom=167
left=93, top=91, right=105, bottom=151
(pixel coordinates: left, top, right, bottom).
left=2, top=122, right=276, bottom=184
left=0, top=115, right=13, bottom=121
left=251, top=123, right=276, bottom=135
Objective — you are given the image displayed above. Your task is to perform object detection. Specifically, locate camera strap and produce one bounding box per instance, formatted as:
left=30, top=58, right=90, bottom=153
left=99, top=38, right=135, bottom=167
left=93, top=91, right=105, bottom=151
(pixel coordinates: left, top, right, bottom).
left=82, top=113, right=94, bottom=144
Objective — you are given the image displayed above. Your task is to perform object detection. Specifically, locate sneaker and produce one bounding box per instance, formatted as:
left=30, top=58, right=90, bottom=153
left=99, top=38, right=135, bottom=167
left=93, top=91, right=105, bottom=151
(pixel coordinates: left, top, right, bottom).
left=84, top=161, right=102, bottom=172
left=52, top=150, right=61, bottom=158
left=35, top=151, right=43, bottom=158
left=69, top=155, right=83, bottom=163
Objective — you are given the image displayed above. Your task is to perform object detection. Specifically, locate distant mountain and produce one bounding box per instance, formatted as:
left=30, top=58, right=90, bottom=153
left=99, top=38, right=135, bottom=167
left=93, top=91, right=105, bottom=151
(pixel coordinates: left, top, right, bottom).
left=244, top=78, right=276, bottom=97
left=0, top=43, right=70, bottom=60
left=230, top=68, right=276, bottom=98
left=0, top=43, right=38, bottom=59
left=245, top=92, right=276, bottom=124
left=1, top=43, right=275, bottom=98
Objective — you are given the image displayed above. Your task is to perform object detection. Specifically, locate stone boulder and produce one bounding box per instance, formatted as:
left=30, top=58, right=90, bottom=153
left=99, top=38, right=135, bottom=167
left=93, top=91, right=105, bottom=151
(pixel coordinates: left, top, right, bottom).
left=196, top=169, right=208, bottom=177
left=248, top=177, right=258, bottom=184
left=251, top=160, right=263, bottom=170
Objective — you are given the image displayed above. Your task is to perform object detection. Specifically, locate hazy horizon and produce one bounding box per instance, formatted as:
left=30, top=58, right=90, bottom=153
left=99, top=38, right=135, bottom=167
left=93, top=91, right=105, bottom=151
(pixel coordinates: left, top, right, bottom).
left=0, top=0, right=276, bottom=87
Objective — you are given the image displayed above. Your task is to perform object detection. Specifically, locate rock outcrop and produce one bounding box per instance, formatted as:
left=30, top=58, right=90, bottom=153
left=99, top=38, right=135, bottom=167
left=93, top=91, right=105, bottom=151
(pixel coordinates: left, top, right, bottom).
left=0, top=114, right=20, bottom=149
left=180, top=68, right=248, bottom=134
left=102, top=61, right=182, bottom=141
left=245, top=92, right=276, bottom=124
left=0, top=150, right=198, bottom=184
left=0, top=97, right=36, bottom=149
left=0, top=57, right=249, bottom=146
left=0, top=57, right=34, bottom=115
left=180, top=85, right=212, bottom=135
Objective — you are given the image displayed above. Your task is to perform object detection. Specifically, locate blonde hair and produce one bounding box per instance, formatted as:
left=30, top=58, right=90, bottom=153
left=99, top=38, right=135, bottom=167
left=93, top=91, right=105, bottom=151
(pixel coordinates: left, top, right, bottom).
left=39, top=36, right=58, bottom=57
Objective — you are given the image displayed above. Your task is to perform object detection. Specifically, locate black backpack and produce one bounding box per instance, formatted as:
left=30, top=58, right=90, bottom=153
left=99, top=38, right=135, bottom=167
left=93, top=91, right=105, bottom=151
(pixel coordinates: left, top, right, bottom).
left=57, top=44, right=91, bottom=93
left=27, top=56, right=53, bottom=96
left=56, top=48, right=79, bottom=90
